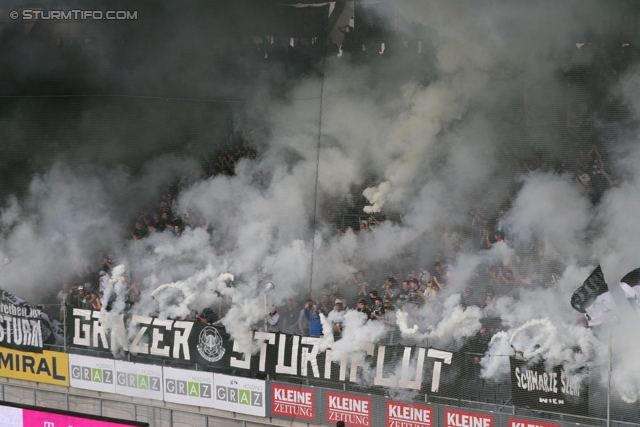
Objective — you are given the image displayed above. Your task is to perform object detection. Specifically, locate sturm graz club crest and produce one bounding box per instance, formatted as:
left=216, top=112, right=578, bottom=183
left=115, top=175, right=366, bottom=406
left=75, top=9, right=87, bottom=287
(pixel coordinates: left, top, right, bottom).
left=197, top=326, right=226, bottom=362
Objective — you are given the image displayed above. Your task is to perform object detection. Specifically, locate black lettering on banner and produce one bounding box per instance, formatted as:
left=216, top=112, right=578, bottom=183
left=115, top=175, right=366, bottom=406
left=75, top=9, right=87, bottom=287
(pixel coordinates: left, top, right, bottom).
left=0, top=289, right=49, bottom=353
left=69, top=312, right=464, bottom=398
left=0, top=353, right=13, bottom=370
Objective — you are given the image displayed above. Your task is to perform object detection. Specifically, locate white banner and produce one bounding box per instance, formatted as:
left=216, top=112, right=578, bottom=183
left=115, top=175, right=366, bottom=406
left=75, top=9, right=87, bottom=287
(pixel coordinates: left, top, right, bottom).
left=69, top=354, right=116, bottom=393
left=213, top=373, right=265, bottom=417
left=162, top=367, right=214, bottom=408
left=115, top=360, right=163, bottom=400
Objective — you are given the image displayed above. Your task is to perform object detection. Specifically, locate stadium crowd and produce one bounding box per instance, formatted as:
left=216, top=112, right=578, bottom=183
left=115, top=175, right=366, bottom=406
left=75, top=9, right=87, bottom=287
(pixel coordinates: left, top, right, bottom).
left=50, top=135, right=617, bottom=368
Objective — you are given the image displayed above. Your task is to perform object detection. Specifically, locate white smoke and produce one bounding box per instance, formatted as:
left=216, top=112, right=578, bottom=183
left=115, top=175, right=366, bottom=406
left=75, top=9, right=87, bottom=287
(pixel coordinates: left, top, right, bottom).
left=427, top=294, right=483, bottom=349
left=3, top=0, right=640, bottom=405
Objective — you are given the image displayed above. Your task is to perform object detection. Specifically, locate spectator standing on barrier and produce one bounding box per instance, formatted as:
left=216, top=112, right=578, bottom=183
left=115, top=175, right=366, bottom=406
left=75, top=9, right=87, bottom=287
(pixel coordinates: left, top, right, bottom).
left=305, top=303, right=322, bottom=337
left=299, top=299, right=312, bottom=336
left=330, top=302, right=345, bottom=339
left=73, top=286, right=90, bottom=309
left=56, top=283, right=70, bottom=321
left=381, top=304, right=397, bottom=344
left=265, top=306, right=280, bottom=332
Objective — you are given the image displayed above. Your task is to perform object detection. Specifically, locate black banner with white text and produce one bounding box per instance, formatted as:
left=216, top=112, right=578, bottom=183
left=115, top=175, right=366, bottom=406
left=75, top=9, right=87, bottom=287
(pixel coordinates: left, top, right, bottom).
left=69, top=309, right=463, bottom=398
left=510, top=357, right=588, bottom=416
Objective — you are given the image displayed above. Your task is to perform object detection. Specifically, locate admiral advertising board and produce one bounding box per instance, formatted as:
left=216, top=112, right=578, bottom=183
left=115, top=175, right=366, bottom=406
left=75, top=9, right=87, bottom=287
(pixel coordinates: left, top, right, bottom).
left=386, top=401, right=433, bottom=427
left=213, top=373, right=266, bottom=417
left=325, top=391, right=371, bottom=427
left=69, top=354, right=116, bottom=393
left=115, top=360, right=163, bottom=401
left=0, top=346, right=68, bottom=386
left=162, top=366, right=214, bottom=408
left=69, top=310, right=461, bottom=398
left=510, top=357, right=588, bottom=416
left=269, top=383, right=316, bottom=421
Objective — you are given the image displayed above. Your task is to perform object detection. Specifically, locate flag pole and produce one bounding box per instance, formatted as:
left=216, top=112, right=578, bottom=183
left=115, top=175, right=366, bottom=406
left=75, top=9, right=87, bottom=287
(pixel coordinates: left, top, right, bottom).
left=607, top=326, right=611, bottom=427
left=606, top=315, right=620, bottom=427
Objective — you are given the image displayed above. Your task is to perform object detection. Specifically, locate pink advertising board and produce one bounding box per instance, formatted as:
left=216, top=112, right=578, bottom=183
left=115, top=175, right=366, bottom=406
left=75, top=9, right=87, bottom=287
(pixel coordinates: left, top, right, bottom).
left=22, top=409, right=140, bottom=427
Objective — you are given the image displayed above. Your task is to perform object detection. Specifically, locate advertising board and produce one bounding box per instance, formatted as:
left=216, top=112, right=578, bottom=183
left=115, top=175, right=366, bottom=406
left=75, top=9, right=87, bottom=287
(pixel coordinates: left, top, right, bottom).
left=69, top=354, right=116, bottom=393
left=270, top=383, right=315, bottom=421
left=213, top=373, right=266, bottom=417
left=115, top=360, right=163, bottom=400
left=325, top=391, right=372, bottom=427
left=162, top=366, right=215, bottom=407
left=0, top=346, right=68, bottom=386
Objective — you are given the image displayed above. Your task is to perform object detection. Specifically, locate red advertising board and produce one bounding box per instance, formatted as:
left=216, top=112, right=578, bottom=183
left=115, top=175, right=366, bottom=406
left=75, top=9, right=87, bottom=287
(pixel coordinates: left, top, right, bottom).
left=509, top=419, right=561, bottom=427
left=444, top=408, right=494, bottom=427
left=326, top=391, right=371, bottom=427
left=386, top=401, right=433, bottom=427
left=271, top=384, right=315, bottom=420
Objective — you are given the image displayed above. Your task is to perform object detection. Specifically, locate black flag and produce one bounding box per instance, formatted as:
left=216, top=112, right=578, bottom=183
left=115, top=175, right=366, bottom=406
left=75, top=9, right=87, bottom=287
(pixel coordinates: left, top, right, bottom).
left=571, top=265, right=608, bottom=313
left=571, top=265, right=617, bottom=326
left=620, top=267, right=640, bottom=310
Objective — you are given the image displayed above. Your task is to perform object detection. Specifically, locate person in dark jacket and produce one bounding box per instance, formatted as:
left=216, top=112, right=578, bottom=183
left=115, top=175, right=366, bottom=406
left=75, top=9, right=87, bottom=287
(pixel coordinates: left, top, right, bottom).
left=196, top=307, right=218, bottom=324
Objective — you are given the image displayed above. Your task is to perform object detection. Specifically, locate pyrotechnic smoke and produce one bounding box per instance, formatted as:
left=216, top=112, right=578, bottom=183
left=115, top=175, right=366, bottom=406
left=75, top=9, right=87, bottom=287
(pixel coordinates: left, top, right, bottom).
left=396, top=310, right=425, bottom=340
left=427, top=294, right=483, bottom=349
left=3, top=0, right=640, bottom=403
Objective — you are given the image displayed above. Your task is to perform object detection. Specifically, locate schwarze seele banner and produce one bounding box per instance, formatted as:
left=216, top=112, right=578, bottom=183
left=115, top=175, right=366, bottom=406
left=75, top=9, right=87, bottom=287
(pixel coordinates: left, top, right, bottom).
left=70, top=309, right=463, bottom=397
left=510, top=357, right=588, bottom=416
